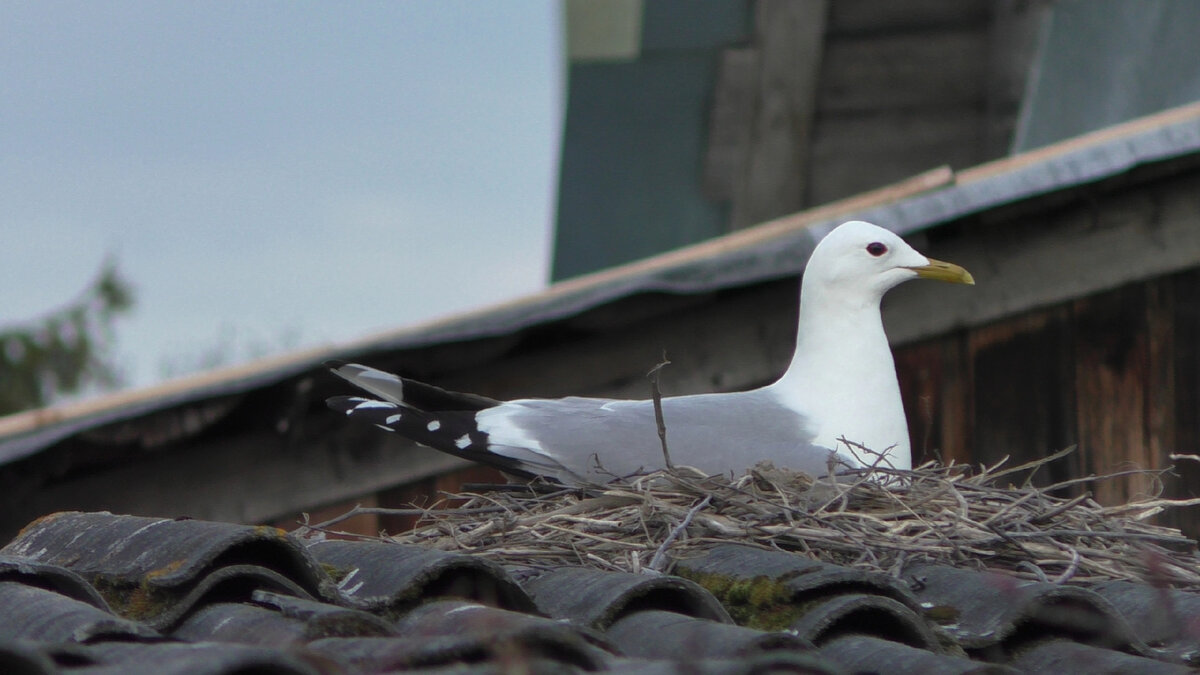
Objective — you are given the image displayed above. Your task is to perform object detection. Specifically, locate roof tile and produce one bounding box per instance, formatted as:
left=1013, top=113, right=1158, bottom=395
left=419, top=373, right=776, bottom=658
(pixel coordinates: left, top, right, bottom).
left=2, top=510, right=1198, bottom=673
left=817, top=634, right=1019, bottom=674
left=0, top=512, right=338, bottom=629
left=604, top=609, right=810, bottom=659
left=903, top=563, right=1141, bottom=656
left=171, top=590, right=394, bottom=645
left=1088, top=579, right=1200, bottom=664
left=0, top=640, right=92, bottom=675
left=1008, top=638, right=1195, bottom=674
left=0, top=555, right=112, bottom=611
left=787, top=592, right=941, bottom=649
left=307, top=635, right=591, bottom=674
left=305, top=538, right=534, bottom=615
left=75, top=641, right=323, bottom=675
left=522, top=566, right=732, bottom=628
left=0, top=581, right=157, bottom=643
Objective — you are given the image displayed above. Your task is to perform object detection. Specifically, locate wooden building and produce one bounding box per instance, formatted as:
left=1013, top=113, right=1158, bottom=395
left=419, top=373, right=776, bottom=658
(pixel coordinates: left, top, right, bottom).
left=554, top=0, right=1045, bottom=277
left=3, top=102, right=1200, bottom=539
left=3, top=2, right=1200, bottom=540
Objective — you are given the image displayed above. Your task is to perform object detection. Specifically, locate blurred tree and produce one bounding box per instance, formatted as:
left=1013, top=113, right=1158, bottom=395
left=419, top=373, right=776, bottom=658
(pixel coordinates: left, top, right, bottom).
left=157, top=323, right=301, bottom=382
left=0, top=261, right=135, bottom=415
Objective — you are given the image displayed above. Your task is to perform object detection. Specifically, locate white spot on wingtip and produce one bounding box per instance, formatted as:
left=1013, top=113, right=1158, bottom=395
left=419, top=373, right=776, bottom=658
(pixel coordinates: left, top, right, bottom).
left=374, top=424, right=394, bottom=432
left=385, top=413, right=402, bottom=425
left=455, top=434, right=471, bottom=449
left=354, top=399, right=397, bottom=411
left=427, top=420, right=441, bottom=431
left=445, top=603, right=485, bottom=615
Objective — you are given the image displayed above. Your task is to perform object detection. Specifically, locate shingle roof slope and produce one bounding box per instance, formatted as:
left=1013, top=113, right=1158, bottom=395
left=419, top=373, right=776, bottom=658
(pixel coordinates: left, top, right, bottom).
left=1, top=511, right=1197, bottom=674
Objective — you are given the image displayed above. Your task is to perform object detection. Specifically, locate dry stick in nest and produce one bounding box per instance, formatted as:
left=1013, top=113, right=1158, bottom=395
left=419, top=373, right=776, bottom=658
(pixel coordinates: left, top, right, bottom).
left=316, top=447, right=1200, bottom=588
left=647, top=495, right=712, bottom=574
left=647, top=351, right=674, bottom=470
left=980, top=445, right=1077, bottom=487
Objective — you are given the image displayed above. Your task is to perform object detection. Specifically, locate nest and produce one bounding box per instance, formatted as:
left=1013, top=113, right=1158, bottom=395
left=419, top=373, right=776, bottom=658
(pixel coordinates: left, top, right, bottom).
left=307, top=448, right=1200, bottom=588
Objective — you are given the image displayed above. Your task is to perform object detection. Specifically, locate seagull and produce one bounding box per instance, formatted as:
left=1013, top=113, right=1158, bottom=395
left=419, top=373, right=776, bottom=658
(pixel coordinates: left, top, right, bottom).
left=326, top=221, right=973, bottom=484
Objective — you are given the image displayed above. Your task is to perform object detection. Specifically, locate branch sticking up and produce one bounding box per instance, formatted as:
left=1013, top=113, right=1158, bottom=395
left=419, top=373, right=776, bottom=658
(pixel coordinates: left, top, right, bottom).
left=647, top=351, right=674, bottom=470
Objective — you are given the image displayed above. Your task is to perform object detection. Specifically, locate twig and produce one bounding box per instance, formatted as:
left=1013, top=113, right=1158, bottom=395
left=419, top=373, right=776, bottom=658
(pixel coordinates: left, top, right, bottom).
left=1053, top=546, right=1081, bottom=584
left=648, top=495, right=711, bottom=573
left=1043, top=467, right=1171, bottom=493
left=980, top=445, right=1077, bottom=486
left=299, top=504, right=513, bottom=532
left=460, top=482, right=569, bottom=496
left=1030, top=492, right=1091, bottom=524
left=647, top=351, right=674, bottom=470
left=311, top=457, right=1200, bottom=589
left=985, top=529, right=1194, bottom=547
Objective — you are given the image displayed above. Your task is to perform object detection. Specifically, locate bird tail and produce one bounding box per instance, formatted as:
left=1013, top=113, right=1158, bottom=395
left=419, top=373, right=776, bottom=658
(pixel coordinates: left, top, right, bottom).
left=324, top=362, right=533, bottom=477
left=325, top=360, right=500, bottom=412
left=325, top=361, right=407, bottom=405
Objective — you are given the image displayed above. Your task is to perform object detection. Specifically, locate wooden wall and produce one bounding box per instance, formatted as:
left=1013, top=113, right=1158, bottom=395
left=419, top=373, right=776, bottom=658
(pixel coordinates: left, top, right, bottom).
left=895, top=271, right=1200, bottom=536
left=706, top=0, right=1046, bottom=226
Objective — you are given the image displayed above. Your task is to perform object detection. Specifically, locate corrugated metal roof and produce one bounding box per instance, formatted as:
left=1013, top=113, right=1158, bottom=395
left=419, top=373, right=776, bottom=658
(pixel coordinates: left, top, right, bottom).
left=2, top=101, right=1200, bottom=465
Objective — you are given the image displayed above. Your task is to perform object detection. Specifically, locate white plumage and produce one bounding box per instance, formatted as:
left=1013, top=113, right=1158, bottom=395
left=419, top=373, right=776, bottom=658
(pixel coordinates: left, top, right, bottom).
left=327, top=221, right=973, bottom=483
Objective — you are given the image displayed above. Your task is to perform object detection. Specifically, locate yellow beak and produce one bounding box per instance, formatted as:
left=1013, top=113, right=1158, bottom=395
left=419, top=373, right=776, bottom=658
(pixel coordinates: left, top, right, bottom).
left=908, top=258, right=975, bottom=285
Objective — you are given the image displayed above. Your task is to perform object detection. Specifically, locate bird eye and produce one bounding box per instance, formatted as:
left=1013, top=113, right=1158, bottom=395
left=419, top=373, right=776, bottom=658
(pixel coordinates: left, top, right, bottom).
left=866, top=242, right=887, bottom=257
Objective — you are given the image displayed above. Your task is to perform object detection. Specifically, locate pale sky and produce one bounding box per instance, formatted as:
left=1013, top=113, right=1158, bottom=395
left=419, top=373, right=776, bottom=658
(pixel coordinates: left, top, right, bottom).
left=0, top=1, right=563, bottom=388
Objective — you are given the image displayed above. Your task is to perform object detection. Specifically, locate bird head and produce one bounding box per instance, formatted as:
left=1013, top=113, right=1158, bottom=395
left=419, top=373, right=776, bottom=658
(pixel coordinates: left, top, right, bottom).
left=804, top=221, right=974, bottom=305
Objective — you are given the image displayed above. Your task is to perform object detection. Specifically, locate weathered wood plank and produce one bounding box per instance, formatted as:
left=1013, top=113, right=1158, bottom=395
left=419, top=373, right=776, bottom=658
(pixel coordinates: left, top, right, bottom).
left=817, top=29, right=987, bottom=113
left=1145, top=278, right=1176, bottom=482
left=1072, top=286, right=1155, bottom=505
left=967, top=308, right=1076, bottom=486
left=827, top=0, right=989, bottom=35
left=732, top=0, right=828, bottom=229
left=810, top=108, right=985, bottom=159
left=896, top=339, right=944, bottom=465
left=896, top=333, right=971, bottom=466
left=1164, top=269, right=1200, bottom=536
left=936, top=334, right=972, bottom=466
left=984, top=0, right=1048, bottom=156
left=806, top=108, right=983, bottom=204
left=703, top=47, right=759, bottom=202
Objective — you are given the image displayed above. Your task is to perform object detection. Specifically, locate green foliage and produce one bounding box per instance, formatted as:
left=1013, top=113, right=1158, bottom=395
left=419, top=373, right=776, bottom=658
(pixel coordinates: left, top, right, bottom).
left=0, top=260, right=135, bottom=415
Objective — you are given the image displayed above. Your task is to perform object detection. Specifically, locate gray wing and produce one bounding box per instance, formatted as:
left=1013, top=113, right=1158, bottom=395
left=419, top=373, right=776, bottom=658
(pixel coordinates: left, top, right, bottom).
left=475, top=388, right=836, bottom=482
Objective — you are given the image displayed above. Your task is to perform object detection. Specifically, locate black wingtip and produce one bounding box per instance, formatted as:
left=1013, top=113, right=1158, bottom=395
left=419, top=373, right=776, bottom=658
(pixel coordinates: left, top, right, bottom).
left=325, top=395, right=351, bottom=413
left=326, top=395, right=368, bottom=413
left=326, top=393, right=538, bottom=479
